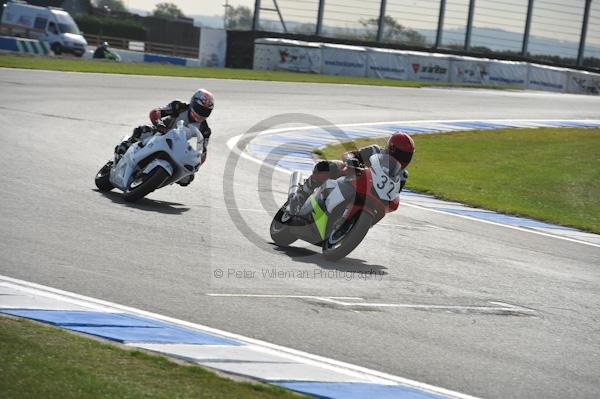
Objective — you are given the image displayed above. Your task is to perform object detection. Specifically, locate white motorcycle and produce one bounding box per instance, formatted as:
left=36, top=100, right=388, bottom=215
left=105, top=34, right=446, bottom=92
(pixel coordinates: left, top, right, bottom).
left=95, top=121, right=204, bottom=202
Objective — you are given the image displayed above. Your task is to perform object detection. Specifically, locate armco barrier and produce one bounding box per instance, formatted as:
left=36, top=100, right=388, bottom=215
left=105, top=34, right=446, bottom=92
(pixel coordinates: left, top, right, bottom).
left=253, top=38, right=600, bottom=95
left=81, top=46, right=203, bottom=67
left=0, top=36, right=200, bottom=67
left=0, top=35, right=50, bottom=55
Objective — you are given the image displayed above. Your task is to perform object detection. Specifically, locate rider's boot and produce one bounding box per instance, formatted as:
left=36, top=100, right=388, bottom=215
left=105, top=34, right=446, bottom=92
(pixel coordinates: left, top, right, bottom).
left=114, top=138, right=132, bottom=162
left=288, top=177, right=316, bottom=215
left=114, top=126, right=154, bottom=161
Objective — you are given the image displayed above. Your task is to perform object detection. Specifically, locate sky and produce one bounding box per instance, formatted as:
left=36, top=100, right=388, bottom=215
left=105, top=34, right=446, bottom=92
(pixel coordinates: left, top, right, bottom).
left=123, top=0, right=598, bottom=50
left=125, top=0, right=254, bottom=17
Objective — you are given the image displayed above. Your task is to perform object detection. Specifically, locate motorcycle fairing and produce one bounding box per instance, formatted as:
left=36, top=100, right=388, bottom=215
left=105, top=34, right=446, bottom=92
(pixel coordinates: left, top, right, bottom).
left=292, top=177, right=356, bottom=242
left=109, top=123, right=202, bottom=191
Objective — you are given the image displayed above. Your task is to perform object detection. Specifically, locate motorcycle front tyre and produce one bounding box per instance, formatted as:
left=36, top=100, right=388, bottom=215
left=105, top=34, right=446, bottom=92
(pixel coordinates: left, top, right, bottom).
left=123, top=167, right=169, bottom=202
left=95, top=161, right=114, bottom=192
left=322, top=212, right=373, bottom=261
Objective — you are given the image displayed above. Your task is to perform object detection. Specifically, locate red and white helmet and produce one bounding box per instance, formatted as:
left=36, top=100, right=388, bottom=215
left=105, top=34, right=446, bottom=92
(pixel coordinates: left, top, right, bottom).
left=189, top=89, right=214, bottom=122
left=385, top=132, right=415, bottom=168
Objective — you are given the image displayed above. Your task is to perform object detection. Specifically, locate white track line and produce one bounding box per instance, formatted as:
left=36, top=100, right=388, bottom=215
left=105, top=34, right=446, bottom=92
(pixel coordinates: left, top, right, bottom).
left=206, top=293, right=364, bottom=300
left=1, top=274, right=479, bottom=399
left=402, top=202, right=600, bottom=248
left=226, top=119, right=600, bottom=248
left=205, top=293, right=536, bottom=314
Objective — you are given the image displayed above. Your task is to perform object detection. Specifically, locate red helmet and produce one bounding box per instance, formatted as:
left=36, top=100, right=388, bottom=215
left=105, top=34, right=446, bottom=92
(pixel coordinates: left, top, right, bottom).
left=385, top=132, right=415, bottom=168
left=189, top=88, right=214, bottom=122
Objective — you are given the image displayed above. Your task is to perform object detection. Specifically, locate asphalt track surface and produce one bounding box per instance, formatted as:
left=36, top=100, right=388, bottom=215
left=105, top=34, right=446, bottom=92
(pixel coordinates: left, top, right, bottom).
left=1, top=68, right=600, bottom=399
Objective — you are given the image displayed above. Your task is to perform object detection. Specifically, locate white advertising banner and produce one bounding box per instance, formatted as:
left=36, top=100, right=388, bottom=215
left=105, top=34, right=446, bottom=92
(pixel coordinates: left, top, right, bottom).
left=252, top=37, right=599, bottom=95
left=366, top=48, right=408, bottom=80
left=321, top=44, right=367, bottom=77
left=199, top=28, right=227, bottom=67
left=406, top=53, right=450, bottom=82
left=449, top=57, right=491, bottom=84
left=567, top=70, right=600, bottom=95
left=527, top=64, right=568, bottom=92
left=254, top=38, right=321, bottom=73
left=488, top=61, right=528, bottom=87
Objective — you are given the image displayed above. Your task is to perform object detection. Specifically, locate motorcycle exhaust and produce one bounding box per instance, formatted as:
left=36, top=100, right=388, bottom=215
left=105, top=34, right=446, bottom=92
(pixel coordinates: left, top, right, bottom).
left=288, top=171, right=303, bottom=198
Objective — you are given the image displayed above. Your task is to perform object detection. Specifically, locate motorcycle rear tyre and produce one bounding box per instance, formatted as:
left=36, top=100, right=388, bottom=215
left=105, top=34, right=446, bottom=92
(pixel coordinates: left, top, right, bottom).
left=270, top=204, right=297, bottom=247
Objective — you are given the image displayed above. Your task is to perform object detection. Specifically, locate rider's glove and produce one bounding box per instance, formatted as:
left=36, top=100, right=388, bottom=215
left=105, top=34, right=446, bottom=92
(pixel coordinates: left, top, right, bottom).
left=343, top=157, right=361, bottom=168
left=358, top=145, right=380, bottom=166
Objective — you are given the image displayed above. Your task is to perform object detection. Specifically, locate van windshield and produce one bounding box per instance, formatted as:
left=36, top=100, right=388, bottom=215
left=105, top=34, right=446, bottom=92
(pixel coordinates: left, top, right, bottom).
left=58, top=23, right=80, bottom=34
left=53, top=11, right=80, bottom=34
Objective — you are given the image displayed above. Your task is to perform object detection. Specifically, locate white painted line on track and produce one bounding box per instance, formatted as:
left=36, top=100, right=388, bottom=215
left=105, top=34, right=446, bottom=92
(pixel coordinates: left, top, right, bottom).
left=205, top=294, right=536, bottom=314
left=206, top=293, right=363, bottom=300
left=402, top=202, right=600, bottom=248
left=0, top=274, right=480, bottom=399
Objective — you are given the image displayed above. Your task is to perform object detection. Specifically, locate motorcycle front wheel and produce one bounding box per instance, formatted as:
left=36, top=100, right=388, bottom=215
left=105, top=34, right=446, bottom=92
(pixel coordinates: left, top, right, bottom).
left=123, top=167, right=169, bottom=202
left=270, top=203, right=297, bottom=247
left=95, top=161, right=114, bottom=192
left=322, top=212, right=372, bottom=261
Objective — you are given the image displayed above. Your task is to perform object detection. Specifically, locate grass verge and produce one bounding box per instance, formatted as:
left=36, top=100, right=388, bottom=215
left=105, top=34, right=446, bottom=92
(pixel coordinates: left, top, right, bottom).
left=0, top=54, right=513, bottom=89
left=0, top=315, right=304, bottom=399
left=315, top=127, right=600, bottom=233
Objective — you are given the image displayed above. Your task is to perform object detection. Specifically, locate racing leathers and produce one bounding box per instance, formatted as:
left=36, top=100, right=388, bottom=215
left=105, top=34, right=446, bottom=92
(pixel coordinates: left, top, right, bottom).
left=288, top=144, right=408, bottom=214
left=115, top=100, right=211, bottom=186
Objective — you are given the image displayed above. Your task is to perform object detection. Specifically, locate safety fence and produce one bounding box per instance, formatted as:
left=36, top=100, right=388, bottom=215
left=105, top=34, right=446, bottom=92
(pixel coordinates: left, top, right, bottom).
left=0, top=24, right=199, bottom=58
left=253, top=0, right=599, bottom=69
left=83, top=33, right=199, bottom=58
left=253, top=38, right=600, bottom=95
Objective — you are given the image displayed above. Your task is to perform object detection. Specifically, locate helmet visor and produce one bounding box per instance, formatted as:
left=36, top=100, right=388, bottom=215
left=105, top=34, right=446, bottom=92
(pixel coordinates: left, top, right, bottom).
left=389, top=147, right=413, bottom=167
left=191, top=101, right=212, bottom=118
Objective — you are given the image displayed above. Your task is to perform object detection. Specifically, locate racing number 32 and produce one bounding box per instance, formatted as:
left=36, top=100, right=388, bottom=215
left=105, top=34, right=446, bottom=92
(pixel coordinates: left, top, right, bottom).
left=376, top=175, right=396, bottom=199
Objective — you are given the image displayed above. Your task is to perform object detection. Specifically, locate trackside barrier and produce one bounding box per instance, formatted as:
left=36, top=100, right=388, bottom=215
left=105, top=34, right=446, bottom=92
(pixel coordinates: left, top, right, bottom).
left=253, top=38, right=600, bottom=95
left=80, top=46, right=202, bottom=67
left=0, top=34, right=201, bottom=67
left=0, top=35, right=50, bottom=55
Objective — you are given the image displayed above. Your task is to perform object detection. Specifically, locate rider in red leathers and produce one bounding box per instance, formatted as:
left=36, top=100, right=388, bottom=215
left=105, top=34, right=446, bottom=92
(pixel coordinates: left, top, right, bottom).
left=288, top=132, right=415, bottom=214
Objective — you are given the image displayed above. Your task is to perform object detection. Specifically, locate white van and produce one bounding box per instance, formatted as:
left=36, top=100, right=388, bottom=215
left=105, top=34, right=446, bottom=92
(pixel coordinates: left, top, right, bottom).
left=0, top=0, right=87, bottom=57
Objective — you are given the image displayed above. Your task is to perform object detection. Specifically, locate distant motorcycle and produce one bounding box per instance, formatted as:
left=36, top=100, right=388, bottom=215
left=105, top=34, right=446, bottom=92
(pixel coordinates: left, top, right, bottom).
left=95, top=121, right=203, bottom=202
left=104, top=50, right=121, bottom=62
left=270, top=153, right=402, bottom=260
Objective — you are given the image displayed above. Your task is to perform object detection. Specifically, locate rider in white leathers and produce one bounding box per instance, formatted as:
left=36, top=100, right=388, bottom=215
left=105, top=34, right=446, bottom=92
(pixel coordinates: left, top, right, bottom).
left=116, top=89, right=214, bottom=186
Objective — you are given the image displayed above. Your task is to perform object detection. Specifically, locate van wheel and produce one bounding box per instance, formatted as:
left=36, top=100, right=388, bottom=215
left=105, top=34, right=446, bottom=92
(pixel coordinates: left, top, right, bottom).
left=51, top=43, right=62, bottom=55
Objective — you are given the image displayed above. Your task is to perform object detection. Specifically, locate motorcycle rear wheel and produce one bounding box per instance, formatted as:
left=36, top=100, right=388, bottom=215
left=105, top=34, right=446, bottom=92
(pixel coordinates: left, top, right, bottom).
left=322, top=212, right=372, bottom=261
left=123, top=167, right=169, bottom=202
left=270, top=203, right=297, bottom=247
left=95, top=161, right=114, bottom=192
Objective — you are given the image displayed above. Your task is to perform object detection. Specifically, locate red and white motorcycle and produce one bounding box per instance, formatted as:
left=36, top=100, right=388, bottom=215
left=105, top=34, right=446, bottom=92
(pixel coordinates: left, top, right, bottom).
left=270, top=153, right=403, bottom=260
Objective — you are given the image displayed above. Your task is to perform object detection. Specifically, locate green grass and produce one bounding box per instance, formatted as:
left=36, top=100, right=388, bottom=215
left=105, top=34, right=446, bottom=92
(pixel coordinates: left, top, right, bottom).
left=316, top=127, right=600, bottom=233
left=0, top=54, right=513, bottom=89
left=0, top=315, right=304, bottom=399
